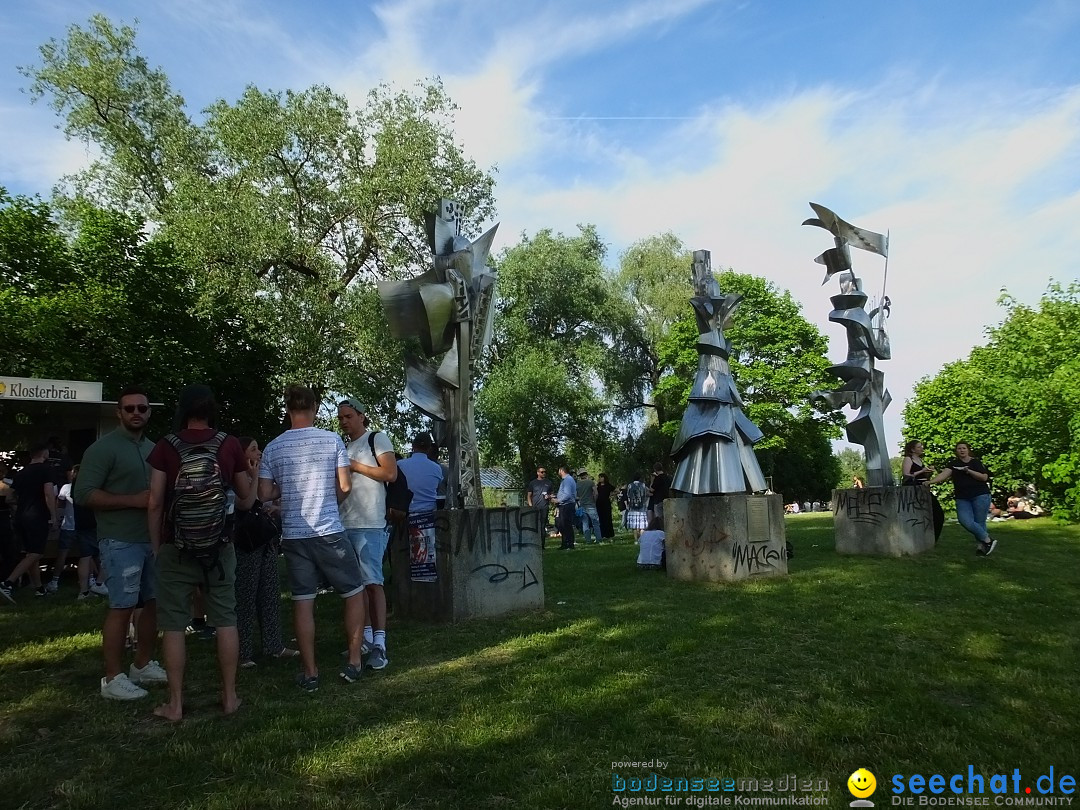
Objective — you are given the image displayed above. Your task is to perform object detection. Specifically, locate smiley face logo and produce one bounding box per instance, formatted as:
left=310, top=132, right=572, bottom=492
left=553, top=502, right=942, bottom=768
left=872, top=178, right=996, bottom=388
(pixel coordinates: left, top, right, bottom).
left=848, top=768, right=877, bottom=798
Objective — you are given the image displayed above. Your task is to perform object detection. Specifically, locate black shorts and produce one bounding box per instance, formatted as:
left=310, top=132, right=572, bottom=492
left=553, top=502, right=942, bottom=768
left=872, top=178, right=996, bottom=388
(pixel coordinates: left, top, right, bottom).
left=16, top=514, right=49, bottom=555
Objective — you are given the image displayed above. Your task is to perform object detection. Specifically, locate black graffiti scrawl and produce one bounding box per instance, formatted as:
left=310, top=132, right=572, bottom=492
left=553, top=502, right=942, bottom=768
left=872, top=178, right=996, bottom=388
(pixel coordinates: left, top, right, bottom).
left=834, top=489, right=887, bottom=526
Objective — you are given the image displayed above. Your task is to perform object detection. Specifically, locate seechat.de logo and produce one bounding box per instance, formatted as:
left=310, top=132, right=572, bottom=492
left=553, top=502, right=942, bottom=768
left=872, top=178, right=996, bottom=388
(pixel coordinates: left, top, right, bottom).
left=848, top=768, right=877, bottom=807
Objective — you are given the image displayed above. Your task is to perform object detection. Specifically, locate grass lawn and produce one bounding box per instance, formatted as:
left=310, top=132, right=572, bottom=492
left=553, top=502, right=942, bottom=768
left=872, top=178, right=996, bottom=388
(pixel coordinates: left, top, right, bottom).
left=1, top=514, right=1077, bottom=809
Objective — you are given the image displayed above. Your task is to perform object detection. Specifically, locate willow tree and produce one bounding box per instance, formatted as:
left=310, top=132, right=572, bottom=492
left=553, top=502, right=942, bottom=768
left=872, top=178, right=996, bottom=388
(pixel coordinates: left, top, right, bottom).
left=22, top=15, right=496, bottom=418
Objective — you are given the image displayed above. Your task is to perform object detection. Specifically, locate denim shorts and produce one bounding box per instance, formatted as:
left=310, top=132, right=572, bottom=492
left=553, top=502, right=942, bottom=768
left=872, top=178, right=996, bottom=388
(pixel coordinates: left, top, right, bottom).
left=58, top=529, right=78, bottom=552
left=282, top=532, right=364, bottom=601
left=346, top=526, right=390, bottom=586
left=156, top=542, right=236, bottom=632
left=99, top=539, right=156, bottom=610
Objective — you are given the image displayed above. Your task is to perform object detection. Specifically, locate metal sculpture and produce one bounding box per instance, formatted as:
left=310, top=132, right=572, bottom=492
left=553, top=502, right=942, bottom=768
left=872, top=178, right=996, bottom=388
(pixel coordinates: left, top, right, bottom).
left=803, top=202, right=894, bottom=486
left=377, top=199, right=498, bottom=508
left=671, top=250, right=768, bottom=495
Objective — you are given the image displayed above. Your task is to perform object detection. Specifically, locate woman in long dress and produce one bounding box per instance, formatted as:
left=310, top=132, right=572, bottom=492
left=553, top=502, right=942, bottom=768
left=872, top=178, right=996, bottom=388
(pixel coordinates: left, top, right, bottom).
left=595, top=473, right=615, bottom=539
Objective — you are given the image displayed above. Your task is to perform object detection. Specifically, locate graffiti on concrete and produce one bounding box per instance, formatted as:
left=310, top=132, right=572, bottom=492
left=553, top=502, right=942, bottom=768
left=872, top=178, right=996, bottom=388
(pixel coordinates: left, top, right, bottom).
left=731, top=541, right=783, bottom=575
left=834, top=489, right=887, bottom=526
left=470, top=563, right=540, bottom=591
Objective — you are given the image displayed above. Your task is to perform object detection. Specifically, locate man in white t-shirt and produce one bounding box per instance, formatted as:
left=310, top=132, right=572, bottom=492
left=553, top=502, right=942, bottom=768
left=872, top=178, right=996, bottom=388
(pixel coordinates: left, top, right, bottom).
left=259, top=385, right=366, bottom=691
left=336, top=397, right=397, bottom=671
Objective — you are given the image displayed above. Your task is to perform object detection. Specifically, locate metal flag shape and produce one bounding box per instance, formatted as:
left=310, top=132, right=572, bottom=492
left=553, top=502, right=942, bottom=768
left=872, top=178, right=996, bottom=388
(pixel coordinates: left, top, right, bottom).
left=803, top=201, right=889, bottom=285
left=804, top=203, right=895, bottom=487
left=377, top=199, right=499, bottom=508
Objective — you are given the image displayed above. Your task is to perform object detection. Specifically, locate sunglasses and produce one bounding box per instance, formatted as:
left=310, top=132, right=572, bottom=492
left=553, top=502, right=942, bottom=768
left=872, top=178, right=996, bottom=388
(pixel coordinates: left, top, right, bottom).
left=122, top=404, right=149, bottom=414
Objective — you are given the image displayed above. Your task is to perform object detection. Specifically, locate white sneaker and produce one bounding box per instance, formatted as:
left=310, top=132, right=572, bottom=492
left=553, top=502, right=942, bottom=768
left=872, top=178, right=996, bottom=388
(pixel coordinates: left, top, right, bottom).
left=129, top=660, right=168, bottom=684
left=89, top=582, right=109, bottom=597
left=101, top=673, right=148, bottom=700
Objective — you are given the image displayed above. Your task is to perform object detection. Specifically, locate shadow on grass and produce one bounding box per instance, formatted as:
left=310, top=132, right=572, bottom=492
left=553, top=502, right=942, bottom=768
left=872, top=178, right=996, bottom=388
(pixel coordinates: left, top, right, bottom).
left=0, top=515, right=1077, bottom=809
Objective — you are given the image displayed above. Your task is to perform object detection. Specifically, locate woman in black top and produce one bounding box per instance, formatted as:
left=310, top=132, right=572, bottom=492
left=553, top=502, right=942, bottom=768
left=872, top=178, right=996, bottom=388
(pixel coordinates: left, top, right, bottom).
left=902, top=440, right=944, bottom=541
left=595, top=473, right=615, bottom=540
left=929, top=442, right=996, bottom=555
left=901, top=440, right=934, bottom=485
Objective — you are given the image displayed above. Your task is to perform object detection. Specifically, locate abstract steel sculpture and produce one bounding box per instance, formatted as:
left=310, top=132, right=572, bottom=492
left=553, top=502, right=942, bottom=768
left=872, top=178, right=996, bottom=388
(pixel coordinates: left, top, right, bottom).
left=377, top=199, right=498, bottom=508
left=671, top=250, right=768, bottom=495
left=803, top=202, right=894, bottom=487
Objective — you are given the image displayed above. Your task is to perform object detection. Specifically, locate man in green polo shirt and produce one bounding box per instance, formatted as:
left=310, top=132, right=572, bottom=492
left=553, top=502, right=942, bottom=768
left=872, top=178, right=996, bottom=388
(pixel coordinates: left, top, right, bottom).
left=75, top=386, right=167, bottom=701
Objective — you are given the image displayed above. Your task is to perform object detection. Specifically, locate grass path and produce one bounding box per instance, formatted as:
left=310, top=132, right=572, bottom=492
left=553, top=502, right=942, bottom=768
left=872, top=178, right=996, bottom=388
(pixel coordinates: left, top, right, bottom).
left=0, top=514, right=1077, bottom=808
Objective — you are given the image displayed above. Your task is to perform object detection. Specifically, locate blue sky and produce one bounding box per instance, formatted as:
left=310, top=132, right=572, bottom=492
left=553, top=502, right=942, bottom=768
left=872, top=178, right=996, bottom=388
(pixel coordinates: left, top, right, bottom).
left=4, top=0, right=1080, bottom=453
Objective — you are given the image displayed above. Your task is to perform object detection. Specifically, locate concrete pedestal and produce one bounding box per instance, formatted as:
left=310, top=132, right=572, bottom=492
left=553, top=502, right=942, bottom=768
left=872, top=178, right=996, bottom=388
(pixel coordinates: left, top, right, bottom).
left=389, top=507, right=545, bottom=623
left=832, top=486, right=935, bottom=556
left=665, top=493, right=788, bottom=582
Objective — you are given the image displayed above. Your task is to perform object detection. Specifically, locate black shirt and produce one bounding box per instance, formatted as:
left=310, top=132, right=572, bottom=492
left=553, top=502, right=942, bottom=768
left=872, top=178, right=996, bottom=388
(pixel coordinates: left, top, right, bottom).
left=526, top=477, right=553, bottom=508
left=946, top=457, right=991, bottom=500
left=649, top=473, right=671, bottom=506
left=13, top=463, right=55, bottom=518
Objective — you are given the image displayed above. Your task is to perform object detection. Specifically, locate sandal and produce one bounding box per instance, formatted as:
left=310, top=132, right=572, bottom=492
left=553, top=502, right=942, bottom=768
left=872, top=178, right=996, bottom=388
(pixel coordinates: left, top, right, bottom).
left=272, top=647, right=300, bottom=659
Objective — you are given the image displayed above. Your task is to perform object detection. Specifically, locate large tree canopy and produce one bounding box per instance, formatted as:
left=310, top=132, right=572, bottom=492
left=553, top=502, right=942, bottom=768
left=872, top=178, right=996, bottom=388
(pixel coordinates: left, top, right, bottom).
left=0, top=189, right=281, bottom=440
left=22, top=14, right=496, bottom=415
left=614, top=233, right=693, bottom=429
left=903, top=282, right=1080, bottom=520
left=476, top=225, right=639, bottom=480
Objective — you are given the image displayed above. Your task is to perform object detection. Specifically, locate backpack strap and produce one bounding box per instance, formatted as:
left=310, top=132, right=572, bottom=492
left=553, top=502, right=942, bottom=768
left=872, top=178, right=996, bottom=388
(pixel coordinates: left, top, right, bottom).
left=367, top=431, right=382, bottom=467
left=166, top=431, right=227, bottom=456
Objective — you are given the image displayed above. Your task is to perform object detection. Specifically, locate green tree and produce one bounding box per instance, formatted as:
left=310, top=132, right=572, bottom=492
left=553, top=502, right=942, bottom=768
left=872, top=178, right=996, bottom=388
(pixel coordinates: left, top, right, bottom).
left=0, top=189, right=281, bottom=440
left=22, top=14, right=496, bottom=415
left=836, top=447, right=867, bottom=484
left=614, top=233, right=693, bottom=428
left=903, top=282, right=1080, bottom=520
left=477, top=226, right=636, bottom=480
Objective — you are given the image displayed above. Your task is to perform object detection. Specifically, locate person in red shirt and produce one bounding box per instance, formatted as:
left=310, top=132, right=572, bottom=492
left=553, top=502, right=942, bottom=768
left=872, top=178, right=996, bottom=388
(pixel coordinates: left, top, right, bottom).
left=147, top=385, right=255, bottom=720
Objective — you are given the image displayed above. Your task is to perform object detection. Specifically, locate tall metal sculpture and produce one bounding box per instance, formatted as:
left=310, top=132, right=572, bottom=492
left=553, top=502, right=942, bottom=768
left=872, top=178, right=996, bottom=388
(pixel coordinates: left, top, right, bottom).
left=803, top=202, right=894, bottom=486
left=377, top=199, right=498, bottom=508
left=671, top=250, right=768, bottom=495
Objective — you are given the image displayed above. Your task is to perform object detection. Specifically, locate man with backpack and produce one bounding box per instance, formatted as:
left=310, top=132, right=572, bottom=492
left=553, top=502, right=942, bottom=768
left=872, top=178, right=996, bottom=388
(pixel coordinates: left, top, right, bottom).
left=147, top=385, right=255, bottom=720
left=336, top=397, right=399, bottom=672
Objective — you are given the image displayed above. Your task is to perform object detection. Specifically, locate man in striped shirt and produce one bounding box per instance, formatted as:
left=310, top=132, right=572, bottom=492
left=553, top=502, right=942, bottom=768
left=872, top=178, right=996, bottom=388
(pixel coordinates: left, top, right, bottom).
left=258, top=385, right=366, bottom=692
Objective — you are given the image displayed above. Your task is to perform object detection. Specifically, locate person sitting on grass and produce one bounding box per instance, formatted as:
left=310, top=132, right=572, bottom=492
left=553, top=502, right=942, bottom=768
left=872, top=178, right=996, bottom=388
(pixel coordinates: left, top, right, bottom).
left=1007, top=487, right=1045, bottom=519
left=636, top=516, right=665, bottom=570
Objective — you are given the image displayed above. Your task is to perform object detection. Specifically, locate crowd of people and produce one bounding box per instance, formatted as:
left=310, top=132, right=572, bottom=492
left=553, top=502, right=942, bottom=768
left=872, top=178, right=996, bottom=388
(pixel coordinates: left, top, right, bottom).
left=0, top=383, right=447, bottom=718
left=524, top=463, right=671, bottom=568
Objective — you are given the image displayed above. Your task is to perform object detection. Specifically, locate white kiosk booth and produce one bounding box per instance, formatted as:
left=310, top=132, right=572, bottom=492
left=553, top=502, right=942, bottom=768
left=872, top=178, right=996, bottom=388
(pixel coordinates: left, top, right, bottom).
left=0, top=375, right=127, bottom=462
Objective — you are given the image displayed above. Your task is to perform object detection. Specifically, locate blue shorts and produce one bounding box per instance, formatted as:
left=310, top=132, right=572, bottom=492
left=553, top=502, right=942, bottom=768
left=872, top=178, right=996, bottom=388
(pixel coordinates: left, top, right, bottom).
left=282, top=533, right=364, bottom=601
left=99, top=539, right=156, bottom=610
left=346, top=526, right=390, bottom=586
